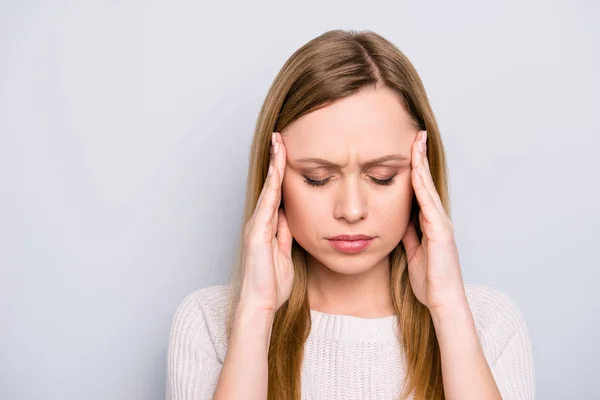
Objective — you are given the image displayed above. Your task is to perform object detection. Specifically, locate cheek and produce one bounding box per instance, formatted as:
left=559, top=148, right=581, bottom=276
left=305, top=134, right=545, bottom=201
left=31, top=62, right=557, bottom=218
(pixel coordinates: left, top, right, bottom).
left=372, top=175, right=414, bottom=231
left=377, top=191, right=413, bottom=221
left=281, top=175, right=323, bottom=238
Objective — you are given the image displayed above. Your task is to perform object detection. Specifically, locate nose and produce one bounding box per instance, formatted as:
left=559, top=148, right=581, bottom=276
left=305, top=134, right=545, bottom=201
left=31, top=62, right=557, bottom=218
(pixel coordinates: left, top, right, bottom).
left=333, top=177, right=368, bottom=223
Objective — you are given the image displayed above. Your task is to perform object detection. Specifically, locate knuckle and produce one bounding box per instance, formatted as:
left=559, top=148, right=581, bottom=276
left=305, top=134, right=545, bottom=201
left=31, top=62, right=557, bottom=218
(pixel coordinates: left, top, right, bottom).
left=244, top=230, right=259, bottom=246
left=245, top=231, right=269, bottom=248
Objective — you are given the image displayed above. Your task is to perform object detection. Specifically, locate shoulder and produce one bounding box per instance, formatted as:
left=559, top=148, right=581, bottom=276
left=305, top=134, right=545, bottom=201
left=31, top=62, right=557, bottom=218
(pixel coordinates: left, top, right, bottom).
left=464, top=283, right=532, bottom=363
left=168, top=283, right=234, bottom=363
left=174, top=283, right=234, bottom=316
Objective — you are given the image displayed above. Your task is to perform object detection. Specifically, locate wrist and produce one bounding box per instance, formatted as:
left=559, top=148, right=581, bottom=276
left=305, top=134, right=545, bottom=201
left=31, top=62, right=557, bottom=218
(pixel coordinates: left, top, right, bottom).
left=429, top=296, right=471, bottom=327
left=233, top=301, right=275, bottom=344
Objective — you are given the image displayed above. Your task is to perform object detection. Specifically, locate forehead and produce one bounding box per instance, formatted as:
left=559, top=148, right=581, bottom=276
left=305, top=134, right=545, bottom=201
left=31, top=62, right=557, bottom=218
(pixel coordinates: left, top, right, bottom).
left=281, top=87, right=416, bottom=155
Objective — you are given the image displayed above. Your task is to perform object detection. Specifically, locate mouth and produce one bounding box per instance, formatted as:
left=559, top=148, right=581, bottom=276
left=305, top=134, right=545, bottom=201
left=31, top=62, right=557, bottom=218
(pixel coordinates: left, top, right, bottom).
left=326, top=234, right=375, bottom=254
left=327, top=234, right=374, bottom=241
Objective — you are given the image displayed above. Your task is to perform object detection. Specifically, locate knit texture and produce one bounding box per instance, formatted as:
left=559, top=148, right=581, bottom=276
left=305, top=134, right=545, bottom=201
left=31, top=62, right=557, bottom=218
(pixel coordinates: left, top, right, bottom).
left=166, top=283, right=535, bottom=399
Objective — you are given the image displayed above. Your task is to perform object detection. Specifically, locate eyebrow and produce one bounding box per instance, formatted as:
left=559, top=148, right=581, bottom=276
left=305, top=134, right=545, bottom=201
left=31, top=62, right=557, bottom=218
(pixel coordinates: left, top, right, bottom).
left=294, top=154, right=409, bottom=168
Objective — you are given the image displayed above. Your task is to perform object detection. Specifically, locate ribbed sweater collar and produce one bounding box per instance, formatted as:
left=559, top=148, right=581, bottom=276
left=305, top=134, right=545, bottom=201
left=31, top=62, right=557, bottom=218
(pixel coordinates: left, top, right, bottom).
left=308, top=309, right=399, bottom=343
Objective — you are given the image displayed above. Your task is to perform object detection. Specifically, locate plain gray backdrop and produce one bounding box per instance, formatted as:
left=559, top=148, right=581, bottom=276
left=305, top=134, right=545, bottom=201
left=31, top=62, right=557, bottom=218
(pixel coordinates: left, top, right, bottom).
left=1, top=1, right=598, bottom=399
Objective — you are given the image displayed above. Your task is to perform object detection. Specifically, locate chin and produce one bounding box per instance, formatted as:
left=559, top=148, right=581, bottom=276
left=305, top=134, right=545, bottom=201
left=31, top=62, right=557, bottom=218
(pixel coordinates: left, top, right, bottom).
left=308, top=249, right=387, bottom=275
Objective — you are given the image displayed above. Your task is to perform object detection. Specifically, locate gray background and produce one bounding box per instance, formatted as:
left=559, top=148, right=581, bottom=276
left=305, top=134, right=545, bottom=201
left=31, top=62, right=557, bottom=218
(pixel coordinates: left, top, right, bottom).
left=1, top=1, right=598, bottom=399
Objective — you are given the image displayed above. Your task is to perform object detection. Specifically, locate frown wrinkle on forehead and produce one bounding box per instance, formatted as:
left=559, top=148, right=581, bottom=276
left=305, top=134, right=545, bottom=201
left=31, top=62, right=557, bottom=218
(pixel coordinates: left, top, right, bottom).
left=293, top=154, right=409, bottom=169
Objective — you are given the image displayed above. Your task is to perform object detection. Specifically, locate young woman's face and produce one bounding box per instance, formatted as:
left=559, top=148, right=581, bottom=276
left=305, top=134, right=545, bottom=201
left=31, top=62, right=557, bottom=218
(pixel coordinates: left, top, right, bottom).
left=280, top=87, right=419, bottom=274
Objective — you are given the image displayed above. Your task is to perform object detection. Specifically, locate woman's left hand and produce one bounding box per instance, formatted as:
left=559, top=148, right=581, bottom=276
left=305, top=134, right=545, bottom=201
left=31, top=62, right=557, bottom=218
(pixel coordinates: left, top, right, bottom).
left=401, top=130, right=467, bottom=313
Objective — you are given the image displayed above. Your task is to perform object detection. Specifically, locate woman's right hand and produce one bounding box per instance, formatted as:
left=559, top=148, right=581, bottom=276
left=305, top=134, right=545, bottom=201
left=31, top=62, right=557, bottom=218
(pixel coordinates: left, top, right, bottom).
left=239, top=131, right=294, bottom=315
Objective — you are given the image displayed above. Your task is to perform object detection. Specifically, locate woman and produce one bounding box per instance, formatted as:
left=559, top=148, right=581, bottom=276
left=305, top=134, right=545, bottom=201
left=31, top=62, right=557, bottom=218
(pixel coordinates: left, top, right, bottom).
left=166, top=29, right=535, bottom=400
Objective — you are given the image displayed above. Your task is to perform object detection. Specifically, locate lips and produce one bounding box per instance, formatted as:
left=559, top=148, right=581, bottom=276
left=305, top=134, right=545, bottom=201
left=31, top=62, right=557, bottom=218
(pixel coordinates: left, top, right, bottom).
left=327, top=234, right=374, bottom=241
left=326, top=234, right=375, bottom=253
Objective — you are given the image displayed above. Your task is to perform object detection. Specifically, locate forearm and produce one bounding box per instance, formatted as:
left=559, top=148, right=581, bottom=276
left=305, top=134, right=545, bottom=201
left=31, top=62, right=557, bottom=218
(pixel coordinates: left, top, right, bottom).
left=431, top=299, right=502, bottom=400
left=213, top=303, right=273, bottom=400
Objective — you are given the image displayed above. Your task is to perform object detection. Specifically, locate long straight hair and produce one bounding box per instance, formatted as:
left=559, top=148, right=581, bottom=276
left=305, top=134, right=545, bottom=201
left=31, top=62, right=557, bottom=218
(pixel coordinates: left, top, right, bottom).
left=224, top=29, right=450, bottom=400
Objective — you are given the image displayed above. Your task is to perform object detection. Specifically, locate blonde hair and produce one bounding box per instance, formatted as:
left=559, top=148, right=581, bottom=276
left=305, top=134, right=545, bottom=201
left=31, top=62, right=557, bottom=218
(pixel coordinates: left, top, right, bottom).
left=225, top=29, right=450, bottom=400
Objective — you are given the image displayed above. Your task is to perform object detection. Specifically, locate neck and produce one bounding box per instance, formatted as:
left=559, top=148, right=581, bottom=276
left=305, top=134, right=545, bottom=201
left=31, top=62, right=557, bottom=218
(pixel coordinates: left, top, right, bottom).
left=306, top=254, right=395, bottom=318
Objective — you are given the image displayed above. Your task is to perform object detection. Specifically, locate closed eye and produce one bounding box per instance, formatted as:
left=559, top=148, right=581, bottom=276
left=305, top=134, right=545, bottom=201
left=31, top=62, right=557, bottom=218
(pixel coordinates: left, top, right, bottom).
left=303, top=177, right=330, bottom=187
left=371, top=176, right=396, bottom=186
left=303, top=175, right=397, bottom=187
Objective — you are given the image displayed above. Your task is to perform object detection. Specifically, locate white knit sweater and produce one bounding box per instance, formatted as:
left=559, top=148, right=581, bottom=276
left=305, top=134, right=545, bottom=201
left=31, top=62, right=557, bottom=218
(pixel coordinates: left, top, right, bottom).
left=165, top=283, right=535, bottom=399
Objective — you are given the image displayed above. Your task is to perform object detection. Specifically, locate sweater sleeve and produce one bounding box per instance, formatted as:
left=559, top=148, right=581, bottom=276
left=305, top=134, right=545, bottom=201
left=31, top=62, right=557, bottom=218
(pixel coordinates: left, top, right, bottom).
left=488, top=291, right=536, bottom=400
left=166, top=290, right=224, bottom=400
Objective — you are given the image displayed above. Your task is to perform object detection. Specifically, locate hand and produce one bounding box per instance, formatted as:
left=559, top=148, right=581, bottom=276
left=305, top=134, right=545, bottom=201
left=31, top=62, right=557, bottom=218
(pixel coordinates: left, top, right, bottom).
left=239, top=131, right=294, bottom=315
left=401, top=130, right=467, bottom=313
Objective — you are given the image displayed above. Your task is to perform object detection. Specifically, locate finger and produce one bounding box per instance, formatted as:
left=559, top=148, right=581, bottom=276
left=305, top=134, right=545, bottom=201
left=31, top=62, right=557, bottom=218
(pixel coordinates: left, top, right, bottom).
left=412, top=166, right=441, bottom=225
left=411, top=132, right=446, bottom=229
left=419, top=133, right=447, bottom=216
left=269, top=132, right=286, bottom=227
left=272, top=132, right=287, bottom=186
left=249, top=174, right=272, bottom=236
left=245, top=170, right=269, bottom=237
left=270, top=191, right=281, bottom=233
left=248, top=162, right=281, bottom=243
left=248, top=131, right=286, bottom=241
left=418, top=210, right=429, bottom=248
left=401, top=220, right=420, bottom=258
left=253, top=132, right=282, bottom=218
left=276, top=207, right=293, bottom=255
left=413, top=131, right=445, bottom=216
left=270, top=202, right=279, bottom=234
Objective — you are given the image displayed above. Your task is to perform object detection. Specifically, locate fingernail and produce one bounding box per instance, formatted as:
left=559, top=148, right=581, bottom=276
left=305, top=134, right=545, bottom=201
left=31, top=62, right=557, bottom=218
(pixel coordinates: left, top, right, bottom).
left=273, top=142, right=279, bottom=155
left=422, top=131, right=427, bottom=144
left=271, top=132, right=276, bottom=146
left=418, top=141, right=424, bottom=154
